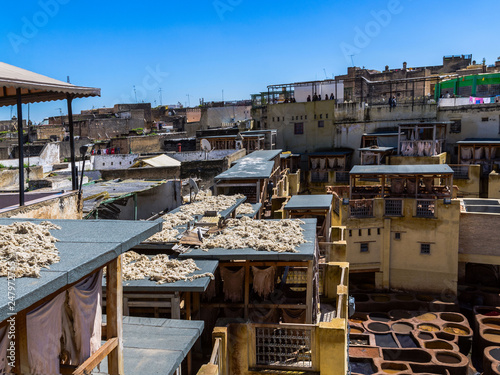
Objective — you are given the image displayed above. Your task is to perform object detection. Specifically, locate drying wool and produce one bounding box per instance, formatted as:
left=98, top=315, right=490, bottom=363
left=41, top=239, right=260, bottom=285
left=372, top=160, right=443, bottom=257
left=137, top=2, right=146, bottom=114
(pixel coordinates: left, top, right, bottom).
left=203, top=216, right=306, bottom=253
left=220, top=267, right=245, bottom=302
left=251, top=266, right=276, bottom=299
left=122, top=251, right=214, bottom=284
left=0, top=221, right=61, bottom=278
left=147, top=192, right=253, bottom=242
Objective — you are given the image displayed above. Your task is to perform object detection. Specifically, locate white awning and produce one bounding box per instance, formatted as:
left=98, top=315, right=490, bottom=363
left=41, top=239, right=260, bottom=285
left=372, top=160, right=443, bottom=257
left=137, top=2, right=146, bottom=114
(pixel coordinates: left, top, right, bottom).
left=0, top=62, right=100, bottom=107
left=131, top=154, right=181, bottom=168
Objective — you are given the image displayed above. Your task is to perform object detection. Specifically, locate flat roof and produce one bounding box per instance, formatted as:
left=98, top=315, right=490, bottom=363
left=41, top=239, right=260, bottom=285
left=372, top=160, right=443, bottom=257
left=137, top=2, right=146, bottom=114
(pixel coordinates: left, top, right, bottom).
left=462, top=199, right=500, bottom=214
left=216, top=160, right=274, bottom=180
left=178, top=218, right=317, bottom=261
left=236, top=203, right=262, bottom=219
left=457, top=138, right=500, bottom=145
left=285, top=195, right=333, bottom=210
left=97, top=317, right=203, bottom=375
left=350, top=164, right=454, bottom=175
left=107, top=260, right=219, bottom=293
left=358, top=147, right=395, bottom=152
left=363, top=132, right=400, bottom=137
left=0, top=219, right=162, bottom=322
left=168, top=197, right=247, bottom=221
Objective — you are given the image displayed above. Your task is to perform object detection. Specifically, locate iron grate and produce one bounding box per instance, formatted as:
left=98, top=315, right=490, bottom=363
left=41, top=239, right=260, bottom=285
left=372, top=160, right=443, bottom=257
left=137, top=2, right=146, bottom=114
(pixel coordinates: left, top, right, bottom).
left=255, top=327, right=313, bottom=368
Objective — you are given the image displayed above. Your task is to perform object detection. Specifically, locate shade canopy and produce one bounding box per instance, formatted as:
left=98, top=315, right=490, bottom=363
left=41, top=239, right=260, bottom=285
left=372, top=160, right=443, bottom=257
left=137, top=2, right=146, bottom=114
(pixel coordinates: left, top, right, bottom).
left=0, top=61, right=100, bottom=107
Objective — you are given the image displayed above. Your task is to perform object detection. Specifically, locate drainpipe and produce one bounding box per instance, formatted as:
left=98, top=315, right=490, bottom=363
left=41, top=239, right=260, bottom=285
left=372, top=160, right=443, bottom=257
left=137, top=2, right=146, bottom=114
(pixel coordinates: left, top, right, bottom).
left=133, top=193, right=138, bottom=220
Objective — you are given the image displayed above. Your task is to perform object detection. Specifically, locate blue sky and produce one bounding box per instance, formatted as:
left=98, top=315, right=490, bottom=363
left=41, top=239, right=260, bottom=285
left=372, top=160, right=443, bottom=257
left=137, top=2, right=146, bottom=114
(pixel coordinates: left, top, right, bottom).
left=1, top=0, right=499, bottom=122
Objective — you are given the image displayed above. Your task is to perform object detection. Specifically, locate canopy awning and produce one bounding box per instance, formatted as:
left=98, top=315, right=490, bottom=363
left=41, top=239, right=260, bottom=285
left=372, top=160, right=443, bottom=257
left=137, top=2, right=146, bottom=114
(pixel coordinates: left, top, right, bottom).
left=0, top=62, right=100, bottom=107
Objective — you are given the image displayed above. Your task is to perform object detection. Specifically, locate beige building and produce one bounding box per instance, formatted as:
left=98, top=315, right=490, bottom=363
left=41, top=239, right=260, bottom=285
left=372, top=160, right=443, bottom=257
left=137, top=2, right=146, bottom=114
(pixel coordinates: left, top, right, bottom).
left=329, top=164, right=460, bottom=295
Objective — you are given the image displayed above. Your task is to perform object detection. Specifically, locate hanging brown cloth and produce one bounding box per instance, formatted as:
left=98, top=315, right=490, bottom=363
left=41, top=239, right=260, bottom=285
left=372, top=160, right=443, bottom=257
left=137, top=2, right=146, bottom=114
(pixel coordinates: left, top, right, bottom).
left=220, top=267, right=245, bottom=302
left=406, top=178, right=417, bottom=195
left=252, top=266, right=276, bottom=299
left=282, top=308, right=306, bottom=324
left=423, top=177, right=434, bottom=194
left=249, top=308, right=279, bottom=324
left=391, top=178, right=404, bottom=194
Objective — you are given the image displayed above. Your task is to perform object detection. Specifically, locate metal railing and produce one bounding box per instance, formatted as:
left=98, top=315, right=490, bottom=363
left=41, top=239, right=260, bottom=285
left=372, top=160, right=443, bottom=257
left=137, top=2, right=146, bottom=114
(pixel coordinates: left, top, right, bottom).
left=349, top=200, right=374, bottom=218
left=253, top=325, right=317, bottom=371
left=385, top=198, right=403, bottom=216
left=333, top=195, right=341, bottom=215
left=449, top=164, right=469, bottom=179
left=416, top=200, right=435, bottom=218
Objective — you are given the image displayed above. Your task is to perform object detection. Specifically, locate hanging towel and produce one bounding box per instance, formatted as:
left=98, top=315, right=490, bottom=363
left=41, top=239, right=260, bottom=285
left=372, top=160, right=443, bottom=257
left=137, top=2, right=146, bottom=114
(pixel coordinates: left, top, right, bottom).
left=0, top=326, right=9, bottom=373
left=27, top=292, right=66, bottom=375
left=328, top=158, right=337, bottom=169
left=319, top=158, right=326, bottom=170
left=67, top=270, right=103, bottom=365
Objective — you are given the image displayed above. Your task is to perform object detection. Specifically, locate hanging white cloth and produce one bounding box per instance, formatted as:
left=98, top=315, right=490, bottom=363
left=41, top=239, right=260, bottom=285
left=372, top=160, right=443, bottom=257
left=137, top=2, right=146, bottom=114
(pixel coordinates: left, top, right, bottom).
left=319, top=158, right=326, bottom=170
left=67, top=270, right=103, bottom=365
left=461, top=147, right=472, bottom=160
left=328, top=158, right=337, bottom=169
left=337, top=158, right=345, bottom=169
left=435, top=140, right=441, bottom=155
left=492, top=147, right=497, bottom=159
left=424, top=141, right=432, bottom=156
left=311, top=159, right=319, bottom=169
left=27, top=292, right=66, bottom=375
left=474, top=147, right=484, bottom=160
left=417, top=142, right=425, bottom=156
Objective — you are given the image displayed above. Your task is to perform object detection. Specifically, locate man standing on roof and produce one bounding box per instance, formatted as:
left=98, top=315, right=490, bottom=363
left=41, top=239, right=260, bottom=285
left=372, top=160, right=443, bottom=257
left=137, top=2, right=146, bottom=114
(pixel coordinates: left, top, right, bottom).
left=267, top=180, right=274, bottom=202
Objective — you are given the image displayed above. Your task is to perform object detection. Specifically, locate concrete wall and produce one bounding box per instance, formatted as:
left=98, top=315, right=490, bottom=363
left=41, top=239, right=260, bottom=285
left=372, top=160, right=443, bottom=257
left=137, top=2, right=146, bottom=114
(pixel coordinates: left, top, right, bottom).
left=388, top=153, right=446, bottom=165
left=93, top=154, right=139, bottom=170
left=168, top=149, right=241, bottom=162
left=100, top=166, right=180, bottom=180
left=109, top=135, right=163, bottom=154
left=0, top=192, right=80, bottom=219
left=201, top=106, right=251, bottom=128
left=59, top=138, right=93, bottom=160
left=0, top=166, right=44, bottom=189
left=454, top=165, right=481, bottom=197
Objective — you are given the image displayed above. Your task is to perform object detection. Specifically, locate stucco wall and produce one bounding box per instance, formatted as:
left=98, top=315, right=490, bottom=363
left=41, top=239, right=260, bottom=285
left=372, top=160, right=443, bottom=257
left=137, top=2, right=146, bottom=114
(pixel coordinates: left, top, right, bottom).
left=93, top=154, right=139, bottom=170
left=0, top=192, right=81, bottom=219
left=100, top=166, right=180, bottom=180
left=0, top=167, right=44, bottom=188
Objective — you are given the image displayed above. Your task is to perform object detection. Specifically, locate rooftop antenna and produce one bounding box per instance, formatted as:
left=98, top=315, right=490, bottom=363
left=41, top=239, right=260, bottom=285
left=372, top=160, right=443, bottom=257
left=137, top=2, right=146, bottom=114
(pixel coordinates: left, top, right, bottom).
left=186, top=94, right=190, bottom=107
left=200, top=139, right=212, bottom=160
left=67, top=76, right=70, bottom=84
left=323, top=68, right=328, bottom=79
left=159, top=88, right=163, bottom=106
left=133, top=86, right=137, bottom=103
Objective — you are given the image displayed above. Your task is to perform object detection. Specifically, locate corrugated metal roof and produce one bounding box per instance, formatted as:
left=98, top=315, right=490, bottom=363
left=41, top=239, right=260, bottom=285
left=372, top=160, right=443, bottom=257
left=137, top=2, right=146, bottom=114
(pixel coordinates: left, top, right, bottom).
left=350, top=164, right=454, bottom=175
left=456, top=138, right=500, bottom=145
left=285, top=195, right=333, bottom=210
left=358, top=147, right=395, bottom=152
left=0, top=62, right=100, bottom=107
left=216, top=149, right=282, bottom=180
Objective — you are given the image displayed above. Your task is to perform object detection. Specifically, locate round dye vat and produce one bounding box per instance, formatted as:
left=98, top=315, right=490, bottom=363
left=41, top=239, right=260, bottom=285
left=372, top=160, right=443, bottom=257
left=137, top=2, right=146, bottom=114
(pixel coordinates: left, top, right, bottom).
left=424, top=340, right=454, bottom=350
left=392, top=322, right=413, bottom=334
left=482, top=319, right=500, bottom=330
left=369, top=312, right=391, bottom=322
left=367, top=322, right=391, bottom=333
left=381, top=363, right=408, bottom=374
left=395, top=293, right=414, bottom=301
left=350, top=318, right=366, bottom=324
left=418, top=332, right=433, bottom=340
left=416, top=294, right=435, bottom=302
left=440, top=313, right=465, bottom=323
left=488, top=348, right=500, bottom=361
left=443, top=324, right=470, bottom=336
left=418, top=323, right=439, bottom=332
left=352, top=293, right=369, bottom=303
left=389, top=310, right=413, bottom=320
left=350, top=327, right=364, bottom=334
left=372, top=294, right=391, bottom=302
left=416, top=313, right=437, bottom=322
left=436, top=352, right=461, bottom=364
left=483, top=330, right=500, bottom=344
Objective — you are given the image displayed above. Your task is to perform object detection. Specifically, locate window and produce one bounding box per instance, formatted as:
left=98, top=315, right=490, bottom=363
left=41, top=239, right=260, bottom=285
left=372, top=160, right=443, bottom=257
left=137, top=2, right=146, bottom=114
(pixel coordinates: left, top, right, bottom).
left=318, top=120, right=324, bottom=128
left=368, top=229, right=371, bottom=236
left=119, top=162, right=122, bottom=165
left=377, top=228, right=381, bottom=235
left=111, top=162, right=114, bottom=166
left=320, top=114, right=323, bottom=119
left=360, top=243, right=369, bottom=252
left=395, top=232, right=401, bottom=240
left=450, top=119, right=461, bottom=133
left=349, top=230, right=352, bottom=237
left=272, top=117, right=275, bottom=122
left=358, top=229, right=362, bottom=236
left=294, top=122, right=304, bottom=135
left=292, top=116, right=294, bottom=121
left=305, top=115, right=307, bottom=120
left=314, top=114, right=317, bottom=120
left=300, top=116, right=303, bottom=120
left=326, top=113, right=329, bottom=119
left=420, top=243, right=431, bottom=254
left=482, top=117, right=489, bottom=122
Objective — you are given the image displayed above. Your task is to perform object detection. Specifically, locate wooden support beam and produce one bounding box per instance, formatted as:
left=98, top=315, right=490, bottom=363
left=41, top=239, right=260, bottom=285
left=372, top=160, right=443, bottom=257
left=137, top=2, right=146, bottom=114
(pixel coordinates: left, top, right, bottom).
left=244, top=261, right=250, bottom=320
left=16, top=311, right=29, bottom=375
left=107, top=256, right=124, bottom=375
left=305, top=261, right=313, bottom=324
left=73, top=338, right=118, bottom=375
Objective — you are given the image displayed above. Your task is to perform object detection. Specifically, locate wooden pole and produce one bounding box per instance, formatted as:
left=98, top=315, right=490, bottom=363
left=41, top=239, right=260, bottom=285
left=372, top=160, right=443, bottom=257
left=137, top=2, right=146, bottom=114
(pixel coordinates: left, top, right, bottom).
left=67, top=94, right=78, bottom=191
left=305, top=261, right=314, bottom=324
left=107, top=256, right=124, bottom=375
left=16, top=89, right=24, bottom=206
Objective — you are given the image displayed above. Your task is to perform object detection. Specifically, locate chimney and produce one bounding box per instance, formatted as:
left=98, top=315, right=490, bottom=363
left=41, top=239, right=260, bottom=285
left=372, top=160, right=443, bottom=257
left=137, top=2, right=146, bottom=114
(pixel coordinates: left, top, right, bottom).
left=403, top=62, right=407, bottom=71
left=385, top=65, right=389, bottom=72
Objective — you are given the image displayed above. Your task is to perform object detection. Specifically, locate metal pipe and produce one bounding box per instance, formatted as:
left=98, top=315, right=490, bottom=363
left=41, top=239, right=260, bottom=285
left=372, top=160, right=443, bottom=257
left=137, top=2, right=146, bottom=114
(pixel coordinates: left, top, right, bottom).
left=67, top=94, right=78, bottom=190
left=16, top=88, right=24, bottom=206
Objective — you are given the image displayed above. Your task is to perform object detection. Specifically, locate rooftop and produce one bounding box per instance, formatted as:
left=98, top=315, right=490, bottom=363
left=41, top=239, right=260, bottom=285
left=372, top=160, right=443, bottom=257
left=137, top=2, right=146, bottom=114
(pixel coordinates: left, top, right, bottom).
left=216, top=149, right=282, bottom=180
left=456, top=138, right=500, bottom=145
left=285, top=195, right=333, bottom=211
left=0, top=218, right=161, bottom=322
left=350, top=165, right=454, bottom=175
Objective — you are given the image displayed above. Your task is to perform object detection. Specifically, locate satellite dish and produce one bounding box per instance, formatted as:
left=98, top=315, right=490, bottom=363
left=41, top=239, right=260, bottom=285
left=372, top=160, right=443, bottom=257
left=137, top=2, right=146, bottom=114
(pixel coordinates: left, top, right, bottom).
left=201, top=139, right=212, bottom=152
